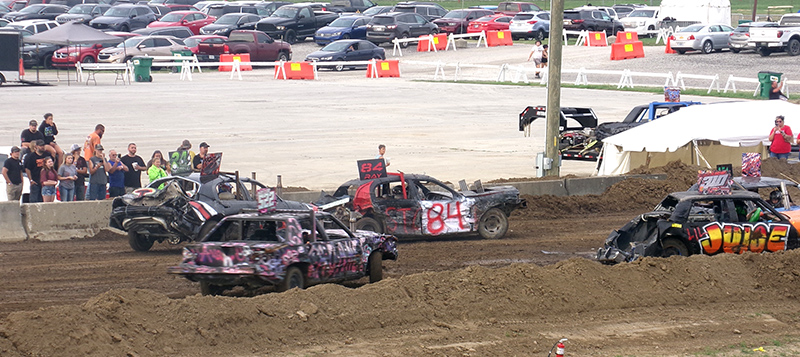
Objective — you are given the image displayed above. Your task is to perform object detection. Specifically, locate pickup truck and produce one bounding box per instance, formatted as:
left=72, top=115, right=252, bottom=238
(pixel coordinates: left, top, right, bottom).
left=254, top=4, right=339, bottom=44
left=750, top=13, right=800, bottom=56
left=212, top=30, right=292, bottom=62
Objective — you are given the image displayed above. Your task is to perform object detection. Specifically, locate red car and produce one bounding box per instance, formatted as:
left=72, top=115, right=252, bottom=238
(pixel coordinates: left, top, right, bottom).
left=147, top=11, right=215, bottom=35
left=466, top=14, right=512, bottom=34
left=184, top=34, right=226, bottom=55
left=51, top=32, right=139, bottom=68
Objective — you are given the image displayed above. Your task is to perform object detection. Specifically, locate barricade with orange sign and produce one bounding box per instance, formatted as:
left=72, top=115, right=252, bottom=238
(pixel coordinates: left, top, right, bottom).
left=486, top=30, right=513, bottom=47
left=610, top=41, right=645, bottom=60
left=274, top=61, right=316, bottom=80
left=615, top=31, right=639, bottom=44
left=218, top=53, right=252, bottom=72
left=367, top=59, right=400, bottom=78
left=585, top=31, right=608, bottom=47
left=417, top=33, right=447, bottom=52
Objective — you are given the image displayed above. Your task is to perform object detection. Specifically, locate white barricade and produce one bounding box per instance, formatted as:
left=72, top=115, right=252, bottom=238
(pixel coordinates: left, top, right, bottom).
left=674, top=72, right=721, bottom=93
left=622, top=70, right=675, bottom=88
left=569, top=68, right=629, bottom=86
left=445, top=31, right=487, bottom=51
left=563, top=30, right=588, bottom=46
left=723, top=75, right=761, bottom=96
left=76, top=62, right=132, bottom=85
left=654, top=27, right=674, bottom=45
left=392, top=35, right=434, bottom=57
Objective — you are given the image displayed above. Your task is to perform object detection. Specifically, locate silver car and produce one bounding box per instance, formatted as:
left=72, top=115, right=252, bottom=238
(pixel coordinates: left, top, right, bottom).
left=670, top=23, right=735, bottom=54
left=729, top=21, right=778, bottom=53
left=98, top=35, right=187, bottom=63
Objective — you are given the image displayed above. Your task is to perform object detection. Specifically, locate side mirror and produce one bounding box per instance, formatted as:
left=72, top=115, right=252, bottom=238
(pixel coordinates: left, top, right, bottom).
left=130, top=14, right=136, bottom=18
left=181, top=20, right=188, bottom=24
left=94, top=43, right=103, bottom=49
left=137, top=44, right=145, bottom=49
left=298, top=14, right=306, bottom=19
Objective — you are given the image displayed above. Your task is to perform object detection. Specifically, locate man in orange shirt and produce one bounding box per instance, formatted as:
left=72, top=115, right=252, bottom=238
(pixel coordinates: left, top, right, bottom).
left=83, top=124, right=105, bottom=162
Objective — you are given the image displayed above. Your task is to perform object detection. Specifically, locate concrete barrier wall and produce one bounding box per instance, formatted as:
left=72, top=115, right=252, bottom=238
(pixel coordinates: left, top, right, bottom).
left=21, top=200, right=114, bottom=241
left=0, top=201, right=28, bottom=242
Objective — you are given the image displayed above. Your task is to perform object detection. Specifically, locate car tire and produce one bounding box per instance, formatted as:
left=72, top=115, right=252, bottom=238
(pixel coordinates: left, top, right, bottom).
left=355, top=217, right=383, bottom=233
left=342, top=33, right=350, bottom=39
left=123, top=55, right=133, bottom=63
left=399, top=33, right=409, bottom=48
left=197, top=219, right=219, bottom=241
left=42, top=56, right=54, bottom=70
left=279, top=266, right=305, bottom=292
left=701, top=40, right=713, bottom=54
left=368, top=252, right=382, bottom=283
left=787, top=38, right=800, bottom=56
left=758, top=47, right=772, bottom=57
left=535, top=29, right=545, bottom=41
left=647, top=25, right=655, bottom=38
left=284, top=30, right=297, bottom=44
left=82, top=56, right=95, bottom=63
left=120, top=24, right=129, bottom=33
left=335, top=61, right=344, bottom=71
left=477, top=208, right=508, bottom=239
left=128, top=231, right=153, bottom=252
left=277, top=51, right=289, bottom=62
left=662, top=238, right=689, bottom=257
left=731, top=48, right=740, bottom=53
left=200, top=281, right=225, bottom=296
left=676, top=49, right=686, bottom=55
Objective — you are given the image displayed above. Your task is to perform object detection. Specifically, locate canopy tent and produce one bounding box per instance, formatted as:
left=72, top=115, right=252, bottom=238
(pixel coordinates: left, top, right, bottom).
left=24, top=22, right=123, bottom=45
left=659, top=0, right=731, bottom=24
left=598, top=100, right=800, bottom=176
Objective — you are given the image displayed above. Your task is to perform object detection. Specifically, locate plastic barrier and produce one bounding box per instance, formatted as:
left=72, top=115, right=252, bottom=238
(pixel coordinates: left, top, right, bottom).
left=19, top=58, right=24, bottom=77
left=610, top=41, right=645, bottom=60
left=417, top=33, right=447, bottom=52
left=615, top=31, right=639, bottom=44
left=274, top=61, right=317, bottom=80
left=367, top=59, right=400, bottom=78
left=585, top=31, right=608, bottom=47
left=486, top=30, right=513, bottom=47
left=21, top=200, right=114, bottom=241
left=0, top=201, right=27, bottom=242
left=219, top=54, right=253, bottom=72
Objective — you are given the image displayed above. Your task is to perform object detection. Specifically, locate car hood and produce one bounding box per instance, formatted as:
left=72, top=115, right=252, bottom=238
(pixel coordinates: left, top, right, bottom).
left=100, top=47, right=125, bottom=54
left=316, top=26, right=349, bottom=34
left=117, top=180, right=192, bottom=206
left=201, top=23, right=233, bottom=31
left=57, top=14, right=92, bottom=22
left=91, top=16, right=126, bottom=24
left=257, top=17, right=292, bottom=26
left=148, top=21, right=180, bottom=27
left=306, top=49, right=343, bottom=59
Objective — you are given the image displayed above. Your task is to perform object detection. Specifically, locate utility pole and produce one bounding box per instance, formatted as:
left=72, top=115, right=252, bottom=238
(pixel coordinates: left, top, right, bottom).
left=544, top=0, right=564, bottom=177
left=752, top=0, right=758, bottom=21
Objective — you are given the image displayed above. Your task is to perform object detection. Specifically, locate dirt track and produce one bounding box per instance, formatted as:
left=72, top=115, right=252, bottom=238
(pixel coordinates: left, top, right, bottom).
left=3, top=161, right=800, bottom=356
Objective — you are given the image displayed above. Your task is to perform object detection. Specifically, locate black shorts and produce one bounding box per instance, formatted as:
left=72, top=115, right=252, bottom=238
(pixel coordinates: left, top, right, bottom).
left=542, top=58, right=548, bottom=63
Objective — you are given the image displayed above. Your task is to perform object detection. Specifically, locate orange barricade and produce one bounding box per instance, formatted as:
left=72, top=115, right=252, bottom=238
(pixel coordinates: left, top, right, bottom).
left=19, top=58, right=24, bottom=77
left=615, top=31, right=639, bottom=44
left=585, top=31, right=608, bottom=47
left=486, top=30, right=513, bottom=47
left=366, top=60, right=400, bottom=78
left=274, top=61, right=316, bottom=80
left=218, top=53, right=253, bottom=71
left=610, top=41, right=645, bottom=60
left=416, top=33, right=447, bottom=51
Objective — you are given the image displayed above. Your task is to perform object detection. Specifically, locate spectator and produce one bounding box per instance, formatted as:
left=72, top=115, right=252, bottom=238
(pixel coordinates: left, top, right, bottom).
left=147, top=150, right=171, bottom=175
left=376, top=144, right=390, bottom=167
left=769, top=115, right=792, bottom=159
left=148, top=156, right=168, bottom=189
left=2, top=146, right=24, bottom=202
left=177, top=139, right=194, bottom=156
left=24, top=139, right=53, bottom=203
left=38, top=113, right=63, bottom=167
left=770, top=80, right=788, bottom=101
left=83, top=124, right=105, bottom=162
left=88, top=144, right=111, bottom=200
left=541, top=44, right=548, bottom=68
left=20, top=119, right=56, bottom=159
left=120, top=143, right=146, bottom=193
left=527, top=40, right=544, bottom=78
left=40, top=157, right=58, bottom=203
left=57, top=154, right=78, bottom=202
left=107, top=149, right=127, bottom=198
left=70, top=144, right=88, bottom=201
left=192, top=142, right=210, bottom=171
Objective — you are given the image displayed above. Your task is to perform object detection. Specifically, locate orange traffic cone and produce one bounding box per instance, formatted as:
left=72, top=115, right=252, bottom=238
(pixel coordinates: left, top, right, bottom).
left=665, top=36, right=676, bottom=54
left=19, top=58, right=24, bottom=77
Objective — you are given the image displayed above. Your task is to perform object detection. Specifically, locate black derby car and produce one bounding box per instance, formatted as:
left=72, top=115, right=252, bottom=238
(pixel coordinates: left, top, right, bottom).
left=597, top=191, right=800, bottom=264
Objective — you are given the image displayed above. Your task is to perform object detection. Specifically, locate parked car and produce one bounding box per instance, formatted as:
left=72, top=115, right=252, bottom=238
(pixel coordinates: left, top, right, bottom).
left=620, top=6, right=659, bottom=36
left=254, top=1, right=292, bottom=17
left=4, top=19, right=58, bottom=34
left=305, top=39, right=384, bottom=70
left=509, top=11, right=549, bottom=40
left=148, top=0, right=200, bottom=10
left=366, top=12, right=438, bottom=47
left=391, top=3, right=445, bottom=21
left=612, top=4, right=640, bottom=18
left=3, top=26, right=62, bottom=68
left=90, top=4, right=157, bottom=32
left=133, top=25, right=193, bottom=38
left=194, top=32, right=228, bottom=60
left=3, top=4, right=69, bottom=22
left=597, top=190, right=800, bottom=264
left=432, top=8, right=494, bottom=34
left=313, top=15, right=369, bottom=45
left=729, top=21, right=779, bottom=53
left=563, top=9, right=624, bottom=36
left=361, top=5, right=391, bottom=17
left=199, top=12, right=259, bottom=36
left=183, top=33, right=224, bottom=55
left=166, top=209, right=399, bottom=295
left=192, top=0, right=217, bottom=12
left=394, top=1, right=445, bottom=13
left=574, top=5, right=619, bottom=20
left=98, top=34, right=186, bottom=62
left=147, top=10, right=214, bottom=35
left=5, top=0, right=25, bottom=12
left=255, top=4, right=339, bottom=44
left=224, top=29, right=291, bottom=62
left=55, top=3, right=111, bottom=24
left=146, top=4, right=173, bottom=20
left=0, top=6, right=8, bottom=17
left=0, top=18, right=10, bottom=27
left=50, top=0, right=100, bottom=7
left=328, top=0, right=375, bottom=14
left=670, top=23, right=734, bottom=54
left=52, top=32, right=136, bottom=67
left=495, top=2, right=541, bottom=16
left=203, top=3, right=259, bottom=18
left=316, top=173, right=526, bottom=239
left=466, top=14, right=511, bottom=34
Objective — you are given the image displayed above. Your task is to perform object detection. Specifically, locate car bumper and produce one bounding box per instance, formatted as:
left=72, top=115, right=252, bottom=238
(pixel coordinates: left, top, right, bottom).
left=622, top=25, right=647, bottom=33
left=314, top=34, right=342, bottom=45
left=196, top=54, right=222, bottom=62
left=367, top=32, right=396, bottom=43
left=729, top=41, right=753, bottom=49
left=435, top=25, right=459, bottom=33
left=754, top=42, right=783, bottom=48
left=669, top=39, right=700, bottom=50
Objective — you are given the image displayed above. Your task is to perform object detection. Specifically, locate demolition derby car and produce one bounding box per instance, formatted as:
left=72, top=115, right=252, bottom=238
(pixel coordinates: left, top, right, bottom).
left=315, top=173, right=526, bottom=239
left=167, top=209, right=398, bottom=295
left=109, top=173, right=307, bottom=252
left=597, top=190, right=800, bottom=264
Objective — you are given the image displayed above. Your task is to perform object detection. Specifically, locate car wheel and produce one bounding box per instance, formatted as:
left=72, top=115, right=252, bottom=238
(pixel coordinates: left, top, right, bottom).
left=701, top=40, right=713, bottom=54
left=283, top=30, right=297, bottom=44
left=200, top=281, right=225, bottom=296
left=535, top=29, right=545, bottom=41
left=342, top=33, right=350, bottom=39
left=277, top=51, right=288, bottom=62
left=355, top=217, right=383, bottom=233
left=662, top=238, right=689, bottom=257
left=368, top=252, right=382, bottom=283
left=787, top=38, right=800, bottom=56
left=279, top=266, right=305, bottom=292
left=399, top=33, right=409, bottom=48
left=647, top=25, right=655, bottom=38
left=128, top=231, right=154, bottom=252
left=731, top=48, right=740, bottom=53
left=81, top=56, right=95, bottom=63
left=335, top=62, right=344, bottom=71
left=477, top=208, right=508, bottom=239
left=758, top=47, right=772, bottom=57
left=197, top=219, right=219, bottom=241
left=42, top=56, right=54, bottom=70
left=119, top=24, right=129, bottom=33
left=676, top=49, right=686, bottom=55
left=123, top=55, right=133, bottom=63
left=585, top=26, right=594, bottom=32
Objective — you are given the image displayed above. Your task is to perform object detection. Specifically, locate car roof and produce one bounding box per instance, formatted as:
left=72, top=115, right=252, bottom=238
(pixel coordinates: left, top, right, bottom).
left=670, top=190, right=761, bottom=201
left=8, top=19, right=58, bottom=25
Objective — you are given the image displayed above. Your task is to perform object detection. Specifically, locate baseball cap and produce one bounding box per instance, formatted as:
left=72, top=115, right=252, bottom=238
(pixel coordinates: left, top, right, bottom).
left=95, top=144, right=104, bottom=151
left=70, top=144, right=81, bottom=152
left=180, top=139, right=192, bottom=150
left=29, top=120, right=37, bottom=126
left=199, top=142, right=209, bottom=148
left=11, top=146, right=20, bottom=153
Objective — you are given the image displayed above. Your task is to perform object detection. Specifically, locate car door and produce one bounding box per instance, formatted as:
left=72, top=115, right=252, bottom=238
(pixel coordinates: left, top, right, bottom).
left=412, top=179, right=473, bottom=236
left=718, top=25, right=734, bottom=48
left=722, top=198, right=792, bottom=254
left=134, top=38, right=156, bottom=55
left=597, top=11, right=612, bottom=32
left=351, top=17, right=368, bottom=38
left=323, top=216, right=364, bottom=279
left=151, top=37, right=174, bottom=55
left=370, top=178, right=422, bottom=236
left=296, top=6, right=313, bottom=37
left=410, top=13, right=428, bottom=36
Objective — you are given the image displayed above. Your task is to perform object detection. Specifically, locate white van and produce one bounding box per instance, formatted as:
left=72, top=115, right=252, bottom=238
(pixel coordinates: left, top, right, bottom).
left=621, top=6, right=660, bottom=36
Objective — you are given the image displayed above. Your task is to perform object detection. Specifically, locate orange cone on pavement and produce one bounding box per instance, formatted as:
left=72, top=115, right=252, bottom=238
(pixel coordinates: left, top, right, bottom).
left=665, top=36, right=676, bottom=54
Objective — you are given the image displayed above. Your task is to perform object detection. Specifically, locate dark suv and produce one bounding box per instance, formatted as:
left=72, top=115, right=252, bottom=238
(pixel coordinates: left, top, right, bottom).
left=89, top=4, right=157, bottom=31
left=563, top=9, right=623, bottom=35
left=433, top=8, right=493, bottom=34
left=366, top=12, right=438, bottom=47
left=392, top=3, right=446, bottom=21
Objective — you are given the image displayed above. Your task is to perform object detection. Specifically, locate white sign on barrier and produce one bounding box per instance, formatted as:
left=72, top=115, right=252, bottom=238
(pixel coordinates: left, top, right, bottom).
left=445, top=31, right=487, bottom=51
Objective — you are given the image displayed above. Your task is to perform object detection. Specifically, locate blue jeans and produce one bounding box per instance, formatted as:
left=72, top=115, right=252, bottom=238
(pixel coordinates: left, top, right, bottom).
left=88, top=183, right=106, bottom=200
left=29, top=183, right=42, bottom=203
left=770, top=152, right=790, bottom=159
left=59, top=186, right=75, bottom=202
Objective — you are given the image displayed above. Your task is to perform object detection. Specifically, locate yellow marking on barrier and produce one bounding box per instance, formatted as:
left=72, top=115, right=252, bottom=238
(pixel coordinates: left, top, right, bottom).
left=433, top=37, right=439, bottom=44
left=290, top=63, right=301, bottom=71
left=595, top=33, right=601, bottom=40
left=498, top=31, right=505, bottom=39
left=624, top=44, right=633, bottom=52
left=233, top=56, right=241, bottom=62
left=380, top=62, right=390, bottom=71
left=626, top=33, right=632, bottom=39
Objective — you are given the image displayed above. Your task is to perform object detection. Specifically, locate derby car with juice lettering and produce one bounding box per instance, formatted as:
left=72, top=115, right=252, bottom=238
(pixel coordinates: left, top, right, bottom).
left=597, top=191, right=800, bottom=264
left=109, top=173, right=307, bottom=252
left=315, top=173, right=526, bottom=239
left=167, top=209, right=398, bottom=295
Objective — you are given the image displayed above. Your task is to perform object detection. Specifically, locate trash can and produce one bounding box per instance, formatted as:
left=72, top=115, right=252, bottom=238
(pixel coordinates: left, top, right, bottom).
left=758, top=71, right=782, bottom=98
left=171, top=50, right=193, bottom=73
left=132, top=56, right=153, bottom=82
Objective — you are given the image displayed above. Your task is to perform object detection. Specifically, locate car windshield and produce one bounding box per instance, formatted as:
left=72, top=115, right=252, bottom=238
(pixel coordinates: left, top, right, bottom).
left=117, top=37, right=142, bottom=48
left=513, top=13, right=534, bottom=21
left=627, top=9, right=655, bottom=18
left=653, top=195, right=679, bottom=212
left=361, top=6, right=385, bottom=16
left=394, top=7, right=414, bottom=13
left=681, top=25, right=704, bottom=33
left=228, top=31, right=253, bottom=42
left=183, top=37, right=200, bottom=47
left=19, top=4, right=45, bottom=13
left=104, top=7, right=131, bottom=17
left=328, top=17, right=356, bottom=27
left=371, top=16, right=394, bottom=25
left=159, top=13, right=184, bottom=22
left=271, top=7, right=297, bottom=18
left=321, top=41, right=350, bottom=51
left=150, top=0, right=167, bottom=4
left=442, top=10, right=468, bottom=19
left=733, top=26, right=749, bottom=33
left=563, top=12, right=580, bottom=20
left=68, top=4, right=95, bottom=14
left=215, top=14, right=239, bottom=24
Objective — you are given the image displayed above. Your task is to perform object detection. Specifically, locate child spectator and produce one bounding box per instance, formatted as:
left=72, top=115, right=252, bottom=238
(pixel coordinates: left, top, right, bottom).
left=148, top=157, right=168, bottom=189
left=40, top=157, right=59, bottom=202
left=58, top=154, right=78, bottom=202
left=148, top=150, right=171, bottom=175
left=39, top=113, right=63, bottom=167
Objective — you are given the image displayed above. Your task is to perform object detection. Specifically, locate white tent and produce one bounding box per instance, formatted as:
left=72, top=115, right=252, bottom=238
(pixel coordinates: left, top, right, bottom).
left=659, top=0, right=731, bottom=24
left=598, top=100, right=800, bottom=176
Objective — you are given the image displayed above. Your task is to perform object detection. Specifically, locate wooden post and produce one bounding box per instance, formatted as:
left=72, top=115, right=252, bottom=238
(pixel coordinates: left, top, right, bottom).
left=544, top=0, right=564, bottom=177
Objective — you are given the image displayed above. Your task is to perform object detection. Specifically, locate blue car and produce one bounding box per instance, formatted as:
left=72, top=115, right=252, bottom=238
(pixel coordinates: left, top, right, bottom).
left=305, top=39, right=385, bottom=71
left=314, top=15, right=370, bottom=45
